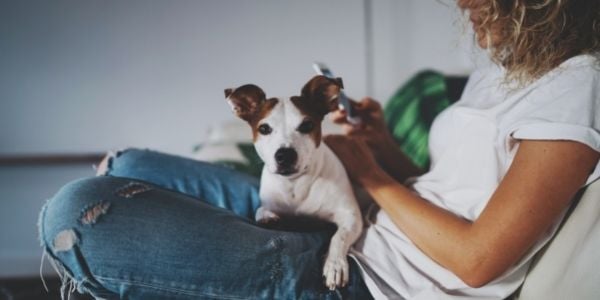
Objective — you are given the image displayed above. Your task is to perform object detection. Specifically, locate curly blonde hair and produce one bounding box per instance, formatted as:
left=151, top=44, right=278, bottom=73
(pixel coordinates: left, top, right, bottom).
left=475, top=0, right=600, bottom=85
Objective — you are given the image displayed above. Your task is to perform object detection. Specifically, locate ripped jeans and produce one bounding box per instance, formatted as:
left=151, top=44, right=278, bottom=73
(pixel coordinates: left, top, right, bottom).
left=38, top=148, right=373, bottom=300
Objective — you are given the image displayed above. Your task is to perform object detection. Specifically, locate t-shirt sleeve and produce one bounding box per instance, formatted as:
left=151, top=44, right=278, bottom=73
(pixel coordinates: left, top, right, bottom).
left=509, top=65, right=600, bottom=186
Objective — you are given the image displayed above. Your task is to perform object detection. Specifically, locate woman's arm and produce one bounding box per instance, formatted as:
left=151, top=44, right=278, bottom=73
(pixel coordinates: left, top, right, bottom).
left=330, top=97, right=425, bottom=182
left=325, top=136, right=599, bottom=287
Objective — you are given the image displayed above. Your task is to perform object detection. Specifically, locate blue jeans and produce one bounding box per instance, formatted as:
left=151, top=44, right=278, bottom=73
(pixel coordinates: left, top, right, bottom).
left=38, top=149, right=373, bottom=299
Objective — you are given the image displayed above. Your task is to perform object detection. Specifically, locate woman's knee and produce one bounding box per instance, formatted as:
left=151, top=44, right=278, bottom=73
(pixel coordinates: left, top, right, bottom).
left=93, top=147, right=261, bottom=219
left=39, top=176, right=144, bottom=249
left=94, top=147, right=145, bottom=176
left=95, top=147, right=202, bottom=180
left=38, top=176, right=130, bottom=298
left=40, top=177, right=101, bottom=241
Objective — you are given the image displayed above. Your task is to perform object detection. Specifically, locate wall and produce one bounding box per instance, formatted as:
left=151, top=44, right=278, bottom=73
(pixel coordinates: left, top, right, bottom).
left=370, top=0, right=484, bottom=102
left=0, top=0, right=367, bottom=156
left=0, top=0, right=484, bottom=277
left=0, top=164, right=95, bottom=277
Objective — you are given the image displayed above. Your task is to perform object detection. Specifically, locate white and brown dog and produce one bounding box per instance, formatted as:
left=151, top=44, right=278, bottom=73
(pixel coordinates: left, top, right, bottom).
left=225, top=75, right=363, bottom=290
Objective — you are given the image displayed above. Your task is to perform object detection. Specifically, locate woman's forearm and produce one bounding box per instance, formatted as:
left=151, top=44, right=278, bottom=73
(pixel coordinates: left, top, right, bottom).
left=360, top=168, right=485, bottom=286
left=359, top=140, right=598, bottom=288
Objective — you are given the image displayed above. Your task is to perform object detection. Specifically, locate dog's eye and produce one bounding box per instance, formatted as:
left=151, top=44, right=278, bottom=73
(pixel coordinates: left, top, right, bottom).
left=258, top=124, right=272, bottom=135
left=297, top=120, right=314, bottom=134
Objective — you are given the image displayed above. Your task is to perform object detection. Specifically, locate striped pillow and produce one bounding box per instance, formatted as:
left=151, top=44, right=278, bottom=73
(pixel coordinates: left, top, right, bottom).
left=383, top=70, right=454, bottom=169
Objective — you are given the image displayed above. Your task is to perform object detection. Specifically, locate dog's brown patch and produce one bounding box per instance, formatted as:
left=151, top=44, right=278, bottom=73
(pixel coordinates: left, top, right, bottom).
left=226, top=84, right=280, bottom=142
left=226, top=84, right=267, bottom=122
left=300, top=75, right=342, bottom=115
left=291, top=75, right=344, bottom=146
left=249, top=97, right=279, bottom=141
left=291, top=96, right=324, bottom=146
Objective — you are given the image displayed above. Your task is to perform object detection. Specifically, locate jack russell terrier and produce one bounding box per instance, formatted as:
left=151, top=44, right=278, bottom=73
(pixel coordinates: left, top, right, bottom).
left=225, top=75, right=363, bottom=290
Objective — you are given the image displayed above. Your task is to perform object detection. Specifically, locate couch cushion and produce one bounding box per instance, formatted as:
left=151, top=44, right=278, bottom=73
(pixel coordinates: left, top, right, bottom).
left=517, top=179, right=600, bottom=299
left=193, top=121, right=263, bottom=178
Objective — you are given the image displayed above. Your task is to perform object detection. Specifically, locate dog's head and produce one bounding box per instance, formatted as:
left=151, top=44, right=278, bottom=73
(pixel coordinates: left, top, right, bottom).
left=225, top=75, right=343, bottom=176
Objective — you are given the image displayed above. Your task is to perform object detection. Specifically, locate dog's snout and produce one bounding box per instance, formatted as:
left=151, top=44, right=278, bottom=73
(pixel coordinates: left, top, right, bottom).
left=275, top=147, right=298, bottom=166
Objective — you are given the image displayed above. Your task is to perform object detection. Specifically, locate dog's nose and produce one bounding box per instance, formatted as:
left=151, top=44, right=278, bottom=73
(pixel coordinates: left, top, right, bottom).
left=275, top=147, right=298, bottom=166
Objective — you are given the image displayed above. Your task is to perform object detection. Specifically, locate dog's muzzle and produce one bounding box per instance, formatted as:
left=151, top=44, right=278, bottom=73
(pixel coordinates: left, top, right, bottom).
left=275, top=147, right=298, bottom=175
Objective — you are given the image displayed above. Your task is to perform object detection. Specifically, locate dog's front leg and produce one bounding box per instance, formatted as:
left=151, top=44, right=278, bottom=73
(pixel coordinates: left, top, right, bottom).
left=322, top=216, right=362, bottom=290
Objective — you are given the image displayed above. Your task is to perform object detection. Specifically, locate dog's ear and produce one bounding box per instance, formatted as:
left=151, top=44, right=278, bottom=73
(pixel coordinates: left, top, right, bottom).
left=300, top=75, right=343, bottom=116
left=225, top=84, right=267, bottom=122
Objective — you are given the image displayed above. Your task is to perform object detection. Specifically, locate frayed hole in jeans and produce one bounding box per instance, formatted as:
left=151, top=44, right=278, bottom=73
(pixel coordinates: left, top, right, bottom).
left=115, top=182, right=152, bottom=198
left=46, top=231, right=79, bottom=299
left=79, top=202, right=111, bottom=226
left=53, top=229, right=78, bottom=252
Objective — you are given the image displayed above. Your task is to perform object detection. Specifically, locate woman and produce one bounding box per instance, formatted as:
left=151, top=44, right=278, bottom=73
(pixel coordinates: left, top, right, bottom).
left=39, top=0, right=599, bottom=299
left=325, top=0, right=599, bottom=297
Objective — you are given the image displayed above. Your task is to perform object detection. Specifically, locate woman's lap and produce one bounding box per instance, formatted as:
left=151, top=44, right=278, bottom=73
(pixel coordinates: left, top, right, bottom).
left=39, top=149, right=372, bottom=299
left=100, top=148, right=262, bottom=219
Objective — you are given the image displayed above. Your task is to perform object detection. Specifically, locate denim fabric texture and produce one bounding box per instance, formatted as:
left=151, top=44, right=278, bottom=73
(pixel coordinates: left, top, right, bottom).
left=38, top=148, right=373, bottom=299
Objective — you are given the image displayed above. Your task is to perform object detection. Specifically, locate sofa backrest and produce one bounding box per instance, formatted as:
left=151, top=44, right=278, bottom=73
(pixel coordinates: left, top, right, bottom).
left=516, top=179, right=600, bottom=299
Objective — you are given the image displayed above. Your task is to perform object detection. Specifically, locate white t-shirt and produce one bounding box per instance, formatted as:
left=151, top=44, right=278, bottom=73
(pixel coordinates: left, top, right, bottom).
left=350, top=55, right=600, bottom=300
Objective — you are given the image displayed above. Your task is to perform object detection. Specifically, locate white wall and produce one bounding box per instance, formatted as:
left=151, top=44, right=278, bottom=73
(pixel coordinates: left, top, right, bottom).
left=369, top=0, right=483, bottom=102
left=0, top=0, right=367, bottom=156
left=0, top=0, right=485, bottom=277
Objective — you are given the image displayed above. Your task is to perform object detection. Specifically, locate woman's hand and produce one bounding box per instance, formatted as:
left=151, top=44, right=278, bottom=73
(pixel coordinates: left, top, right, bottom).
left=330, top=97, right=396, bottom=160
left=323, top=134, right=382, bottom=185
left=330, top=97, right=425, bottom=182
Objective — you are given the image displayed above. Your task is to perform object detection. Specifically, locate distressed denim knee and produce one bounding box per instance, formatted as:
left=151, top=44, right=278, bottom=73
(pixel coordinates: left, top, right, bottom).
left=38, top=176, right=152, bottom=299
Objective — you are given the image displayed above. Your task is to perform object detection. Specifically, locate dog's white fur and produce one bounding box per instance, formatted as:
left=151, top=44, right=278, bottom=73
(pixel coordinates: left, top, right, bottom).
left=226, top=77, right=363, bottom=290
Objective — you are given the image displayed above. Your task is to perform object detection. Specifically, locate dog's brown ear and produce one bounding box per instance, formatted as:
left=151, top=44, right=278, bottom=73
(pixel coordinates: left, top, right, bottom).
left=225, top=84, right=267, bottom=122
left=300, top=75, right=343, bottom=116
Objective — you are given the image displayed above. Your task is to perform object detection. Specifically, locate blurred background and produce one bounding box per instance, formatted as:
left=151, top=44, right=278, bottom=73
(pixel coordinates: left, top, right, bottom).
left=0, top=0, right=484, bottom=286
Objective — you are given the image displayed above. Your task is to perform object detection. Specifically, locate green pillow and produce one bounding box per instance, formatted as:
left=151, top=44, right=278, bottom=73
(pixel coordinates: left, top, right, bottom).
left=384, top=70, right=453, bottom=169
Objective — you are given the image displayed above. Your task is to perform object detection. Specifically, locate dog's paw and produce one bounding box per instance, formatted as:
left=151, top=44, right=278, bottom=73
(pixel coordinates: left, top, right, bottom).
left=255, top=207, right=280, bottom=224
left=322, top=255, right=349, bottom=290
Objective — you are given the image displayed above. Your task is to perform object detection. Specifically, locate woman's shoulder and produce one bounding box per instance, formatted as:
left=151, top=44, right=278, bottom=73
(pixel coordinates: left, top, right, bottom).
left=456, top=54, right=598, bottom=109
left=521, top=54, right=599, bottom=107
left=558, top=54, right=600, bottom=71
left=469, top=54, right=599, bottom=90
left=503, top=54, right=599, bottom=151
left=539, top=54, right=600, bottom=87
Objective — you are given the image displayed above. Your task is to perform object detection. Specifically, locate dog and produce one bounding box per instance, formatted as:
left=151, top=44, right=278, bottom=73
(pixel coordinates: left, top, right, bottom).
left=225, top=75, right=363, bottom=290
